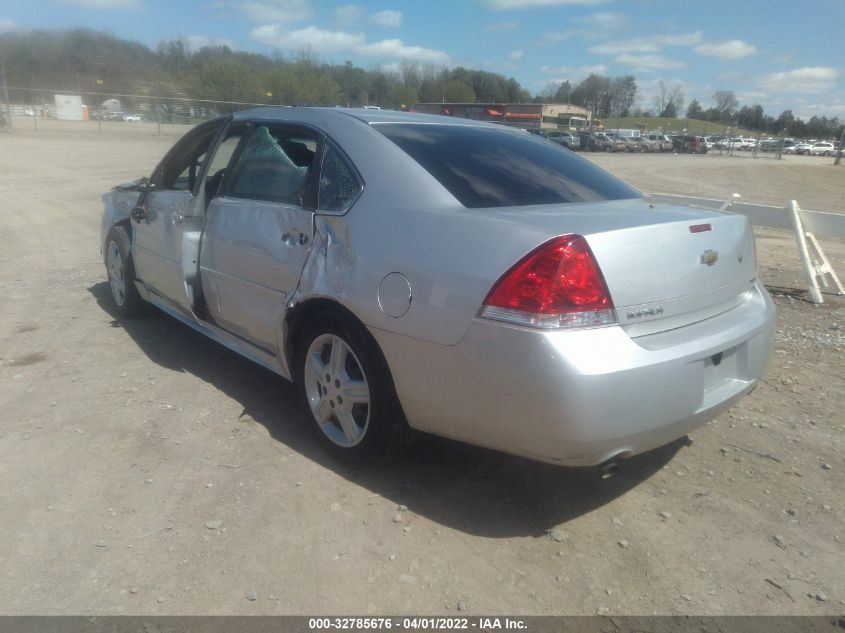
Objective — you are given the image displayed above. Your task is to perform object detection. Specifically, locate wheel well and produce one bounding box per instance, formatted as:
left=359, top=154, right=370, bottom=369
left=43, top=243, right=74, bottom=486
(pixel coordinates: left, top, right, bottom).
left=104, top=218, right=132, bottom=264
left=285, top=298, right=376, bottom=376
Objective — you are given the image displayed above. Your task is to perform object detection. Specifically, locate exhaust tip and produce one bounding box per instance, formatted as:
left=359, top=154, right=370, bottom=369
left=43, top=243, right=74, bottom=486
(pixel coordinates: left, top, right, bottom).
left=600, top=462, right=619, bottom=480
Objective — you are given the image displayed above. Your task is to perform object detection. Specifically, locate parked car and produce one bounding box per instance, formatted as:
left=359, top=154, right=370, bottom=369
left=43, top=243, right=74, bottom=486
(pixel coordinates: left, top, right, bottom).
left=616, top=136, right=641, bottom=152
left=638, top=132, right=673, bottom=153
left=724, top=137, right=755, bottom=151
left=586, top=132, right=616, bottom=152
left=122, top=113, right=142, bottom=122
left=671, top=134, right=708, bottom=154
left=809, top=141, right=835, bottom=156
left=544, top=130, right=577, bottom=149
left=101, top=108, right=775, bottom=467
left=792, top=142, right=814, bottom=155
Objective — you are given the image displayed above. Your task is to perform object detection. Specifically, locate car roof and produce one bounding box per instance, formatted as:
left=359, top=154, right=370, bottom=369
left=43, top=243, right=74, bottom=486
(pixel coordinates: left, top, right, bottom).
left=231, top=106, right=494, bottom=129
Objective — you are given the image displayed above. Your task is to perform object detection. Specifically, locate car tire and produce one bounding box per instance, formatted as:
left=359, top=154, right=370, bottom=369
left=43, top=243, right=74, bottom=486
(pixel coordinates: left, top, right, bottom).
left=105, top=225, right=145, bottom=318
left=295, top=315, right=416, bottom=464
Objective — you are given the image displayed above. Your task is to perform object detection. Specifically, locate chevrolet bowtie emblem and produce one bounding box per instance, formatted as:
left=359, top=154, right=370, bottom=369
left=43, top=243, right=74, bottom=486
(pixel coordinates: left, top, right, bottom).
left=701, top=250, right=719, bottom=266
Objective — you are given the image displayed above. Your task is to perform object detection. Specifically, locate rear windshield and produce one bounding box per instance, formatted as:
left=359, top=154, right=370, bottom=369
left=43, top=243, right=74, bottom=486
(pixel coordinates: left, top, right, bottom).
left=376, top=123, right=640, bottom=208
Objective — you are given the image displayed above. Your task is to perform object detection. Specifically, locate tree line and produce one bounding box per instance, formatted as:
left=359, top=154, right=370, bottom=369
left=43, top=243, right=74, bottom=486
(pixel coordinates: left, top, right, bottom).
left=683, top=91, right=841, bottom=139
left=0, top=28, right=530, bottom=111
left=1, top=28, right=839, bottom=139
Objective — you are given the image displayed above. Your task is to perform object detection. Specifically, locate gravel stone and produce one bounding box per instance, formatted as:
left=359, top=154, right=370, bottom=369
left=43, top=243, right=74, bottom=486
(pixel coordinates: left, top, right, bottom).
left=204, top=520, right=223, bottom=530
left=549, top=528, right=570, bottom=543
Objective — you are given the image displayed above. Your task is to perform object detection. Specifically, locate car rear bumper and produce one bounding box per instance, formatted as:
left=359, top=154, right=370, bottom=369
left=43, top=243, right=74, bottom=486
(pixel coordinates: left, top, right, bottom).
left=371, top=281, right=776, bottom=466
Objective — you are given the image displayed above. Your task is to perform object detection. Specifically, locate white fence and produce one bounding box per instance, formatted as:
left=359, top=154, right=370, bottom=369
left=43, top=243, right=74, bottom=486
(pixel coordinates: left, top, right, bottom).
left=651, top=193, right=844, bottom=304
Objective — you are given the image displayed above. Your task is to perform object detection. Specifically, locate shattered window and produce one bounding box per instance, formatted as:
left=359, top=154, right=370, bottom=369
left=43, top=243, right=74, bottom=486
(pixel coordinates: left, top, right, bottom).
left=226, top=126, right=314, bottom=206
left=319, top=145, right=361, bottom=213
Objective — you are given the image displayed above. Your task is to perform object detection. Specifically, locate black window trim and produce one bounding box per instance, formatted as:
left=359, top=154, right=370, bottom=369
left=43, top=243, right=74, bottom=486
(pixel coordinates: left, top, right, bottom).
left=150, top=116, right=229, bottom=194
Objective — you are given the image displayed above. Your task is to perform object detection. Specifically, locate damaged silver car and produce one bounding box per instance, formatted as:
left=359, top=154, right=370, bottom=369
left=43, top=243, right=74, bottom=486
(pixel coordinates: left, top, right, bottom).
left=101, top=108, right=776, bottom=466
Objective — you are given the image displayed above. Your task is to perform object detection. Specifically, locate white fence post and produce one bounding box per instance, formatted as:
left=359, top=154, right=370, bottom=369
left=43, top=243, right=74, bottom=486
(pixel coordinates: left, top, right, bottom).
left=789, top=200, right=844, bottom=304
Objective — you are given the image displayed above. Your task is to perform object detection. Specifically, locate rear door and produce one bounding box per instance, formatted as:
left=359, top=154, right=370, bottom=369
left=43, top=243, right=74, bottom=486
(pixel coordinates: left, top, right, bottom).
left=199, top=123, right=319, bottom=350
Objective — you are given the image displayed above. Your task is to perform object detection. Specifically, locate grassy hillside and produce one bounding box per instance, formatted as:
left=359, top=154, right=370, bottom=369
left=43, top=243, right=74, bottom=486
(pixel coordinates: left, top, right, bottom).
left=601, top=116, right=758, bottom=137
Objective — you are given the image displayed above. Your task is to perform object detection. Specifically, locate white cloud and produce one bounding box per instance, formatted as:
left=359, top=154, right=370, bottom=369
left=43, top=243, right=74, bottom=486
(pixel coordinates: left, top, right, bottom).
left=661, top=32, right=703, bottom=46
left=590, top=41, right=659, bottom=55
left=509, top=50, right=524, bottom=61
left=759, top=66, right=839, bottom=94
left=485, top=21, right=520, bottom=32
left=359, top=38, right=448, bottom=64
left=252, top=25, right=361, bottom=53
left=370, top=9, right=402, bottom=27
left=485, top=0, right=609, bottom=9
left=540, top=63, right=609, bottom=79
left=0, top=18, right=15, bottom=32
left=251, top=25, right=450, bottom=64
left=615, top=53, right=685, bottom=72
left=694, top=39, right=756, bottom=60
left=185, top=34, right=237, bottom=51
left=589, top=31, right=702, bottom=55
left=333, top=4, right=364, bottom=24
left=575, top=11, right=624, bottom=26
left=238, top=0, right=312, bottom=23
left=537, top=31, right=572, bottom=45
left=59, top=0, right=140, bottom=7
left=797, top=100, right=845, bottom=119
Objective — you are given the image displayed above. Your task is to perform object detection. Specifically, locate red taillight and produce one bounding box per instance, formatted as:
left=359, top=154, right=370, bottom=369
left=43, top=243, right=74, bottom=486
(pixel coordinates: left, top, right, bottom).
left=481, top=234, right=616, bottom=329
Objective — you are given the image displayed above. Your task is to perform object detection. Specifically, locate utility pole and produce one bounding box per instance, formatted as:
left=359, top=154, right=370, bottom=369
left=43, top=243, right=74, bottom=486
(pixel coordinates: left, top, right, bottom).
left=835, top=128, right=845, bottom=166
left=157, top=82, right=162, bottom=137
left=1, top=65, right=12, bottom=129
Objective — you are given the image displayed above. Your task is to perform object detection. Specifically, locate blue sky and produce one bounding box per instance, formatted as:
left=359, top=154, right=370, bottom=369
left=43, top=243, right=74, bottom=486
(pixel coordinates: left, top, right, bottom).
left=2, top=0, right=844, bottom=119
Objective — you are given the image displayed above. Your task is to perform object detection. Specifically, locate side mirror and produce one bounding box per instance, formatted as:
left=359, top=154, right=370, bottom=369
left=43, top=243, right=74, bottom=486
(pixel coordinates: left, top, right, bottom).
left=130, top=206, right=147, bottom=222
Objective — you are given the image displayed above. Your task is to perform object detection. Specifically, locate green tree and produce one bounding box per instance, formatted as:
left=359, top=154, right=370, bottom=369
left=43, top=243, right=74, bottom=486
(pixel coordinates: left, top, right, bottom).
left=441, top=80, right=476, bottom=103
left=712, top=90, right=739, bottom=123
left=385, top=84, right=418, bottom=110
left=686, top=98, right=703, bottom=119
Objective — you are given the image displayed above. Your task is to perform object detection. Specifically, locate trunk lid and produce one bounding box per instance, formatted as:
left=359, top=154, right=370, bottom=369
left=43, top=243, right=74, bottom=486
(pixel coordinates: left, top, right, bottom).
left=478, top=197, right=757, bottom=336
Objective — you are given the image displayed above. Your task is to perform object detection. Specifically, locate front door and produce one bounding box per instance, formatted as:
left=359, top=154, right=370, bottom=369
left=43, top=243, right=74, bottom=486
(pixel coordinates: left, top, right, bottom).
left=199, top=124, right=319, bottom=351
left=132, top=120, right=223, bottom=313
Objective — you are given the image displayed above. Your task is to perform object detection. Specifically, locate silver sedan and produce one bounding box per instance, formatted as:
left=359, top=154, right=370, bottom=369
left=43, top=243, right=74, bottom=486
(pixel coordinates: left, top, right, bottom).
left=101, top=108, right=776, bottom=467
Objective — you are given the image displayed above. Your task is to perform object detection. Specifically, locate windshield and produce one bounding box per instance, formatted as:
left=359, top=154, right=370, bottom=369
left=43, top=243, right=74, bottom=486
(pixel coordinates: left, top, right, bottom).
left=376, top=123, right=640, bottom=209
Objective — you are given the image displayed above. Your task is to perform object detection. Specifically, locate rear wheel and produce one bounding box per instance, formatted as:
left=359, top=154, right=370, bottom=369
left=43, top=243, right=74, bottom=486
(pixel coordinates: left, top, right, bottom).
left=105, top=226, right=145, bottom=318
left=295, top=315, right=415, bottom=464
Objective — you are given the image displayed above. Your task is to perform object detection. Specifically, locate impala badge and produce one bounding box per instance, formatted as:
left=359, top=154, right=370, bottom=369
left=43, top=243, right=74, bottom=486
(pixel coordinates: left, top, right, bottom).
left=700, top=250, right=719, bottom=266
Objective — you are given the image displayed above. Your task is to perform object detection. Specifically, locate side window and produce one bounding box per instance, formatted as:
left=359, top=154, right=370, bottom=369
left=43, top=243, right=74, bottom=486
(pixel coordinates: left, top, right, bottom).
left=318, top=144, right=361, bottom=213
left=204, top=127, right=245, bottom=201
left=159, top=125, right=220, bottom=191
left=226, top=125, right=316, bottom=206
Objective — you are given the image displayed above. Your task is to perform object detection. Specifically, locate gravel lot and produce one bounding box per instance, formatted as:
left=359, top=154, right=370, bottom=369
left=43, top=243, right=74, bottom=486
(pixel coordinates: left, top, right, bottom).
left=0, top=119, right=843, bottom=615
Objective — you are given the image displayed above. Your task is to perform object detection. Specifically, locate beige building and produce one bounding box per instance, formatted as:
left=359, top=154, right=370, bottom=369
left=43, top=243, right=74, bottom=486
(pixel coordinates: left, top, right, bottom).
left=413, top=102, right=591, bottom=130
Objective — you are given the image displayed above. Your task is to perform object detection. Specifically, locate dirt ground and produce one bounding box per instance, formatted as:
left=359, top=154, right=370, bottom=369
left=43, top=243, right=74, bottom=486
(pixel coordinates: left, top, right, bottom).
left=0, top=119, right=843, bottom=615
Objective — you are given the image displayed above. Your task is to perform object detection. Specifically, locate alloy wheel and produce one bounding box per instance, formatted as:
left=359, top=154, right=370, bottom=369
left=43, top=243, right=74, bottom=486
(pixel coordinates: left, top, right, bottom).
left=107, top=240, right=126, bottom=307
left=304, top=334, right=371, bottom=447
